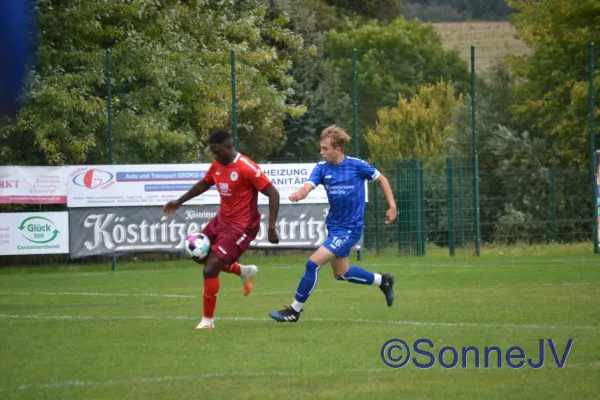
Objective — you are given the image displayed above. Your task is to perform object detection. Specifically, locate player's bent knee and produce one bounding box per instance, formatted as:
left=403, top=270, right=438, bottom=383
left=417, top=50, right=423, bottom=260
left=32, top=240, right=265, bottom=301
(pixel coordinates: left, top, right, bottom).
left=331, top=259, right=350, bottom=280
left=334, top=268, right=350, bottom=280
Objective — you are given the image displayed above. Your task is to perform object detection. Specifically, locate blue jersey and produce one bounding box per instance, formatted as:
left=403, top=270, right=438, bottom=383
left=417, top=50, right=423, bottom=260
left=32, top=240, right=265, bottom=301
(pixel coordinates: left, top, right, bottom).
left=308, top=156, right=380, bottom=230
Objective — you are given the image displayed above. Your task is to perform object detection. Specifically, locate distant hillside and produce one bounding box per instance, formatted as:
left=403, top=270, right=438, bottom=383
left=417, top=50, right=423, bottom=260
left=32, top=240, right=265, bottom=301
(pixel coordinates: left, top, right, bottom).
left=431, top=21, right=530, bottom=75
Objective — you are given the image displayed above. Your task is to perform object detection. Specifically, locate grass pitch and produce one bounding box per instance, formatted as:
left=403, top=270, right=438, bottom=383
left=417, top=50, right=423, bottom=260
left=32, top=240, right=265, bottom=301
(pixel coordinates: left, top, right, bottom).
left=1, top=248, right=599, bottom=399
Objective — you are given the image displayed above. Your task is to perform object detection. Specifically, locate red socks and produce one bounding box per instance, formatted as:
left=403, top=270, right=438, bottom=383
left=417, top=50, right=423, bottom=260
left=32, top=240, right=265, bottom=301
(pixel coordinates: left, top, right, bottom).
left=222, top=262, right=241, bottom=276
left=203, top=277, right=220, bottom=319
left=204, top=262, right=241, bottom=319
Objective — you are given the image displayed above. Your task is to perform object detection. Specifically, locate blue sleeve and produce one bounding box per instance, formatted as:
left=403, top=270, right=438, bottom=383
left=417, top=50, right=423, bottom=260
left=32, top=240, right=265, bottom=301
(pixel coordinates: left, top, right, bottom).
left=357, top=159, right=380, bottom=182
left=308, top=163, right=323, bottom=188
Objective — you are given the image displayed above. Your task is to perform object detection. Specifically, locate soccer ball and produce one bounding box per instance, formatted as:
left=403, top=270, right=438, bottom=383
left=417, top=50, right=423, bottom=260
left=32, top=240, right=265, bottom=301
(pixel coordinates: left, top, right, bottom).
left=184, top=234, right=211, bottom=261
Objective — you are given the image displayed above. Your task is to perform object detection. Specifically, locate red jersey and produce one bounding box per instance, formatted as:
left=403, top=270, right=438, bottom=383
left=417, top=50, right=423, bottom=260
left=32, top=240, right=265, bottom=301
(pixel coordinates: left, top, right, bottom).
left=203, top=153, right=271, bottom=228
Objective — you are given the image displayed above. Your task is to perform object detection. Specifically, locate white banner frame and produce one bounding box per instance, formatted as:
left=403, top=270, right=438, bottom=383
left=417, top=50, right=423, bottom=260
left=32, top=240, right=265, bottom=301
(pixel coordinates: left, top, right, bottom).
left=0, top=166, right=67, bottom=204
left=65, top=163, right=335, bottom=207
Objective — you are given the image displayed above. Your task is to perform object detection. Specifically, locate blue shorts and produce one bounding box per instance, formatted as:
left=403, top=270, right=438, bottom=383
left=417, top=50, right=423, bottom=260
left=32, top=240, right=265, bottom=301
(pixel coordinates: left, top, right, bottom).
left=322, top=228, right=362, bottom=258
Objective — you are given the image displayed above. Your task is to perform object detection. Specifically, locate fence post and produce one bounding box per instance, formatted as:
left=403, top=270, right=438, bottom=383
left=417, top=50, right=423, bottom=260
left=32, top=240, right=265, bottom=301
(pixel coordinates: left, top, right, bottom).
left=106, top=48, right=114, bottom=164
left=447, top=157, right=455, bottom=256
left=105, top=48, right=118, bottom=272
left=419, top=160, right=425, bottom=255
left=414, top=158, right=425, bottom=256
left=471, top=45, right=481, bottom=256
left=352, top=48, right=359, bottom=158
left=396, top=162, right=402, bottom=254
left=231, top=49, right=238, bottom=149
left=374, top=161, right=380, bottom=254
left=230, top=49, right=241, bottom=262
left=589, top=42, right=599, bottom=254
left=551, top=166, right=557, bottom=243
left=458, top=169, right=464, bottom=246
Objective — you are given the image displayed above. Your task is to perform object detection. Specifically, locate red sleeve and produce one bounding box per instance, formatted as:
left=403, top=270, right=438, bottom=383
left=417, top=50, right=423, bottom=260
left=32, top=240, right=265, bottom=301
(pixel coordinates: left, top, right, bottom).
left=203, top=161, right=217, bottom=186
left=240, top=157, right=271, bottom=191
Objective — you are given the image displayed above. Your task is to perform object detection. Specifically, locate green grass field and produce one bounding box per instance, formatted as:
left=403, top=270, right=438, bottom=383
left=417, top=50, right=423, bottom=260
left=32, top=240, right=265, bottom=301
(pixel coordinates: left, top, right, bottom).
left=1, top=247, right=599, bottom=399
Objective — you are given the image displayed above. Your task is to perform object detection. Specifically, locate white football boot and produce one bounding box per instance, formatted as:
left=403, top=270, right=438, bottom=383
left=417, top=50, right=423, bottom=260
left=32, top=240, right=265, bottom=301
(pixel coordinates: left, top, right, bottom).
left=240, top=264, right=258, bottom=296
left=195, top=317, right=215, bottom=329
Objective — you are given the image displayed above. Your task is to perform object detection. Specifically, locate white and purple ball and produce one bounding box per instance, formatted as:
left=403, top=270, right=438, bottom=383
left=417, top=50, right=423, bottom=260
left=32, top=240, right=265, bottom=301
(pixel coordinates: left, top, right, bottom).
left=184, top=234, right=211, bottom=261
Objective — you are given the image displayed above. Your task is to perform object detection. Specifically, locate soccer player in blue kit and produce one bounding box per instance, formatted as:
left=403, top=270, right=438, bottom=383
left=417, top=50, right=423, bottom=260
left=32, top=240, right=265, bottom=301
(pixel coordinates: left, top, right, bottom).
left=269, top=125, right=398, bottom=323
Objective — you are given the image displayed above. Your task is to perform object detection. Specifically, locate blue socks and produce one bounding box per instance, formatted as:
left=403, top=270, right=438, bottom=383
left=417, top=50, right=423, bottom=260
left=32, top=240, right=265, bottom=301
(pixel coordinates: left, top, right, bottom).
left=291, top=260, right=320, bottom=312
left=337, top=266, right=376, bottom=285
left=294, top=259, right=321, bottom=302
left=290, top=262, right=381, bottom=313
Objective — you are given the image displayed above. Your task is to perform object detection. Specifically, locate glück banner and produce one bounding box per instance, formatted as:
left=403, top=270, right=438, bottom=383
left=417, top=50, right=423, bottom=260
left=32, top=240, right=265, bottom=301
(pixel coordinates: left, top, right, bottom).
left=68, top=205, right=363, bottom=258
left=0, top=212, right=69, bottom=255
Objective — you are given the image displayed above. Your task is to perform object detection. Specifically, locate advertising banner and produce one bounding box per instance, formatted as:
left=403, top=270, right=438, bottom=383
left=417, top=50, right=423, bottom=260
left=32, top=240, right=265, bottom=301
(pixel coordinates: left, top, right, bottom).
left=0, top=166, right=67, bottom=204
left=0, top=212, right=69, bottom=255
left=66, top=163, right=330, bottom=207
left=68, top=205, right=362, bottom=258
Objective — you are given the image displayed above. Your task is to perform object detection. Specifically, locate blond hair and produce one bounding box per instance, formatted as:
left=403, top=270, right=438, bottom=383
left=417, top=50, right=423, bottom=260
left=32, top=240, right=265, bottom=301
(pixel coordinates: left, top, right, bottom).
left=320, top=125, right=351, bottom=150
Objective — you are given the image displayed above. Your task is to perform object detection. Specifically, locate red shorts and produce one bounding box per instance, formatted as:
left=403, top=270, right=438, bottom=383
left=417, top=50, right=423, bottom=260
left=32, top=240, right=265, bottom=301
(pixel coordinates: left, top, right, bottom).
left=201, top=215, right=259, bottom=265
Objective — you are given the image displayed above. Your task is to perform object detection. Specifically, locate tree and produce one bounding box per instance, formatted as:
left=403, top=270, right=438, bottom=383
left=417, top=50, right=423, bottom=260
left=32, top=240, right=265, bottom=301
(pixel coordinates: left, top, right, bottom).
left=267, top=0, right=351, bottom=162
left=365, top=80, right=463, bottom=169
left=447, top=61, right=592, bottom=245
left=0, top=0, right=306, bottom=165
left=505, top=0, right=600, bottom=166
left=323, top=16, right=469, bottom=157
left=324, top=0, right=404, bottom=22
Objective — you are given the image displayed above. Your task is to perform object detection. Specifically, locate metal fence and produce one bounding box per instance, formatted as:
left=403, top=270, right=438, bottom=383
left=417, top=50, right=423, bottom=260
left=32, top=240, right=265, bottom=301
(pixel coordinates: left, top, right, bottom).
left=1, top=43, right=599, bottom=267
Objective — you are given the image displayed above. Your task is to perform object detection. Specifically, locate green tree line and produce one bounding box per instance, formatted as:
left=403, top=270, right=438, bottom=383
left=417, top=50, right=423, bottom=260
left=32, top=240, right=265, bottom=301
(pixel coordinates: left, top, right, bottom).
left=1, top=0, right=598, bottom=246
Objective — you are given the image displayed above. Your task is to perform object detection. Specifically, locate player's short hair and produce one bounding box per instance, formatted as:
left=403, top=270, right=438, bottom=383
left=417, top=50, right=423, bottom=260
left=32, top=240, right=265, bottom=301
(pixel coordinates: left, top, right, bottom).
left=209, top=129, right=232, bottom=144
left=321, top=125, right=351, bottom=150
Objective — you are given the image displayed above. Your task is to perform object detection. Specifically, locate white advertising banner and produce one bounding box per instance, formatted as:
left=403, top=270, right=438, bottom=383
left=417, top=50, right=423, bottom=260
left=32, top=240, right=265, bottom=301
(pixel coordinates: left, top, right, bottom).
left=0, top=212, right=69, bottom=255
left=0, top=166, right=67, bottom=204
left=66, top=163, right=331, bottom=207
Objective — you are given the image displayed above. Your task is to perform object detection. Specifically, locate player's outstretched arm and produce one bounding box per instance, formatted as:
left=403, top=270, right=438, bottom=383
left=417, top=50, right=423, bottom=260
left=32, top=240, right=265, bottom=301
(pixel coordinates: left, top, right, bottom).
left=260, top=184, right=280, bottom=244
left=163, top=180, right=211, bottom=215
left=374, top=173, right=397, bottom=225
left=289, top=182, right=314, bottom=203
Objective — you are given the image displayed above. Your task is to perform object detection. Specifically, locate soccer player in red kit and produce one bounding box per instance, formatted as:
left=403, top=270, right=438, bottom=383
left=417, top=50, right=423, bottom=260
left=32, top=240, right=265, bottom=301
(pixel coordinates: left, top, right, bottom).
left=163, top=129, right=280, bottom=329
